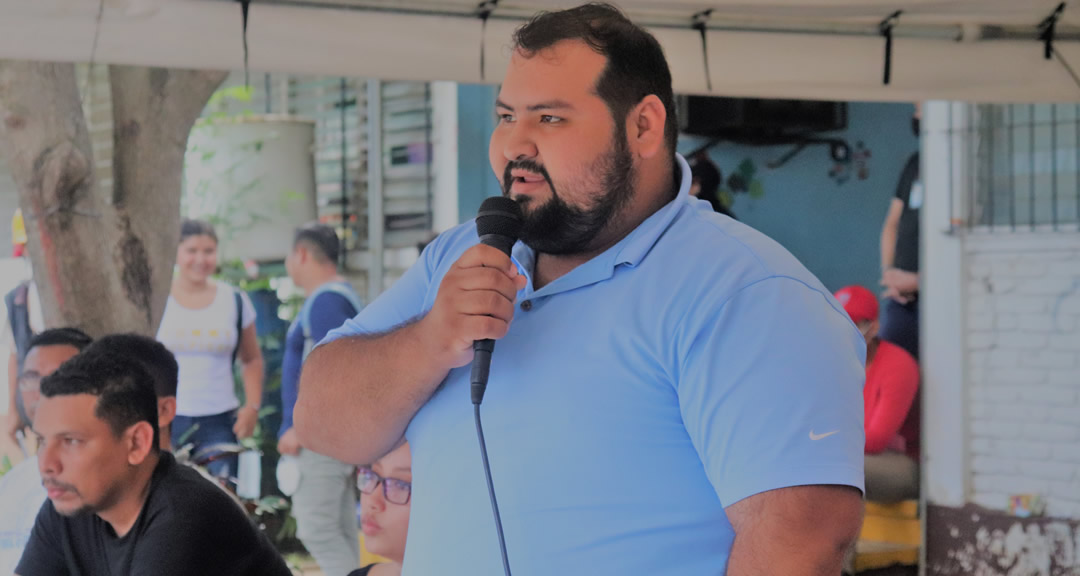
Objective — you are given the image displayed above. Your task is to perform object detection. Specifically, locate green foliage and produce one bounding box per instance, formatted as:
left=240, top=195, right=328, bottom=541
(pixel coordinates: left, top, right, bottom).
left=720, top=157, right=766, bottom=202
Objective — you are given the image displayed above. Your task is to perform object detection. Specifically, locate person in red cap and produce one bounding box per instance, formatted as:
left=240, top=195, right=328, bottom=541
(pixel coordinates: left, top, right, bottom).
left=834, top=285, right=920, bottom=502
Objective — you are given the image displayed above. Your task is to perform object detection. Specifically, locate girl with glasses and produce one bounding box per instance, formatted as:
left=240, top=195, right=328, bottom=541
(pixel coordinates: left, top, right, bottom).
left=350, top=442, right=411, bottom=576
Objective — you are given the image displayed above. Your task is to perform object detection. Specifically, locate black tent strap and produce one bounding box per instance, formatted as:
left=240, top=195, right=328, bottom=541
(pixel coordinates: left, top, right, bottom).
left=692, top=9, right=714, bottom=92
left=878, top=10, right=902, bottom=85
left=476, top=0, right=499, bottom=80
left=1040, top=2, right=1066, bottom=60
left=237, top=0, right=251, bottom=87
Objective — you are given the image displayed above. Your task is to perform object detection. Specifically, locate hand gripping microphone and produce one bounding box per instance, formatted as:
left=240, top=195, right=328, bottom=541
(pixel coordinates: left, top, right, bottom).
left=470, top=195, right=522, bottom=576
left=471, top=196, right=523, bottom=406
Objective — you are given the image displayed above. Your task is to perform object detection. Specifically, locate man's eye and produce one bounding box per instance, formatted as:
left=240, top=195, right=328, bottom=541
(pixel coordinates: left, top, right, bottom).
left=540, top=115, right=563, bottom=124
left=498, top=113, right=515, bottom=123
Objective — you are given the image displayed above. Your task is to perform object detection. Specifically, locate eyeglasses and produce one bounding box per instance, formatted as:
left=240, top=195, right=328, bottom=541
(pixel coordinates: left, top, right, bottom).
left=357, top=466, right=412, bottom=505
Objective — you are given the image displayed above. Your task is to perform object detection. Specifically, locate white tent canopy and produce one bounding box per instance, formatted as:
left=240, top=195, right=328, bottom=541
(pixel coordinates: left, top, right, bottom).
left=2, top=0, right=1080, bottom=101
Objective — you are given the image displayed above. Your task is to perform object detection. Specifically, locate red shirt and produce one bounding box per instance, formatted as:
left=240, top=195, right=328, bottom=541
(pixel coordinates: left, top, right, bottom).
left=864, top=340, right=920, bottom=460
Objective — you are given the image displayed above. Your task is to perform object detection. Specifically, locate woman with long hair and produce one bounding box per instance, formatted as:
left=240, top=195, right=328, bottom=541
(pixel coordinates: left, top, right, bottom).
left=157, top=219, right=264, bottom=479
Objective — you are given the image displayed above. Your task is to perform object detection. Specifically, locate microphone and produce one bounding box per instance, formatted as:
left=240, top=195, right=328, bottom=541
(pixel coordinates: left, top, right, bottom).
left=471, top=196, right=523, bottom=406
left=470, top=196, right=522, bottom=576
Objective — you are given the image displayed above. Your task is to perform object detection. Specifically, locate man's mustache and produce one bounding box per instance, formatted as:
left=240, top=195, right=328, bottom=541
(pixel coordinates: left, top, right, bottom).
left=503, top=159, right=554, bottom=195
left=42, top=479, right=79, bottom=494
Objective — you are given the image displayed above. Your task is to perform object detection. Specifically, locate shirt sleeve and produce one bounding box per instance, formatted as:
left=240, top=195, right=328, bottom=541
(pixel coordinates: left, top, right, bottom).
left=15, top=502, right=69, bottom=576
left=895, top=154, right=917, bottom=203
left=239, top=290, right=257, bottom=329
left=278, top=293, right=360, bottom=436
left=319, top=240, right=440, bottom=347
left=676, top=276, right=866, bottom=508
left=308, top=293, right=361, bottom=344
left=864, top=344, right=920, bottom=454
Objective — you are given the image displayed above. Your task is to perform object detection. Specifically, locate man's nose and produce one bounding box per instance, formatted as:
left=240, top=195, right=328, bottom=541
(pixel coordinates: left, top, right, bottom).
left=503, top=123, right=538, bottom=162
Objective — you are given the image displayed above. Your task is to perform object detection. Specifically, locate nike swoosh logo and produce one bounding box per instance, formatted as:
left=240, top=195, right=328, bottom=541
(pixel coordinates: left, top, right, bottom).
left=809, top=430, right=839, bottom=441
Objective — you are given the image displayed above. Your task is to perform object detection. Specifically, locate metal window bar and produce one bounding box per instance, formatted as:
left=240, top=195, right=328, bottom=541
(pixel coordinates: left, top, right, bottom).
left=987, top=104, right=994, bottom=228
left=340, top=77, right=349, bottom=269
left=1029, top=104, right=1036, bottom=230
left=947, top=103, right=954, bottom=233
left=972, top=104, right=980, bottom=230
left=967, top=102, right=1080, bottom=232
left=1009, top=104, right=1015, bottom=231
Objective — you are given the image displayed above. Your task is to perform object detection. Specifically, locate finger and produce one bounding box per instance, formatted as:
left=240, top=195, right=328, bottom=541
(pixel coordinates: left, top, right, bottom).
left=463, top=315, right=511, bottom=342
left=455, top=244, right=518, bottom=277
left=452, top=267, right=522, bottom=302
left=455, top=290, right=517, bottom=324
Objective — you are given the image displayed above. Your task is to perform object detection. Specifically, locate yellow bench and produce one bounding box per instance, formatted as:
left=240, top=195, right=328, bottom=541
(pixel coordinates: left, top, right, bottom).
left=855, top=500, right=919, bottom=573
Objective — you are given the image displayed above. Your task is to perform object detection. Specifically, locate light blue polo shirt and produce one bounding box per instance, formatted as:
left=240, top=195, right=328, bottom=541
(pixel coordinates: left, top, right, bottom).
left=324, top=155, right=865, bottom=575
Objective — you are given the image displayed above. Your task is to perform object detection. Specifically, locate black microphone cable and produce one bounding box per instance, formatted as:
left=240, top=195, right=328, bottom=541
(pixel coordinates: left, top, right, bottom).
left=470, top=196, right=522, bottom=576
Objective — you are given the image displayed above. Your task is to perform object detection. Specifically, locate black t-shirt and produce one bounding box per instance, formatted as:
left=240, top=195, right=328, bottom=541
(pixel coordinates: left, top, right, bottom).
left=893, top=153, right=921, bottom=273
left=16, top=452, right=291, bottom=576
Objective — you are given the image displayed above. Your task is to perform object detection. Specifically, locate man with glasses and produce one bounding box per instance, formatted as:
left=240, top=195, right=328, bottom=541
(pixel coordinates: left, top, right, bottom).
left=0, top=328, right=92, bottom=575
left=835, top=285, right=920, bottom=502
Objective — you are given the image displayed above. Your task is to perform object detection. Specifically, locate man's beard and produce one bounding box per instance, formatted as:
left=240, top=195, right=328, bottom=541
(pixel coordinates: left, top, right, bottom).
left=501, top=131, right=636, bottom=255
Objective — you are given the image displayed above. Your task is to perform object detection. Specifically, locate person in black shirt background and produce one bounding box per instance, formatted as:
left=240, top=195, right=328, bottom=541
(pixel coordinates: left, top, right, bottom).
left=16, top=347, right=290, bottom=576
left=688, top=153, right=737, bottom=219
left=879, top=103, right=922, bottom=360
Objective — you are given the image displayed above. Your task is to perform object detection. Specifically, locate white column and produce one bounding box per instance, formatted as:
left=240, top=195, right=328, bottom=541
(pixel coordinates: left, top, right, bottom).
left=431, top=81, right=459, bottom=233
left=922, top=101, right=970, bottom=508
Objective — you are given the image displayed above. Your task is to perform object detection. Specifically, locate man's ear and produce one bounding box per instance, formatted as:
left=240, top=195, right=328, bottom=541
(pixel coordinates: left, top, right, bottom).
left=628, top=94, right=668, bottom=160
left=127, top=421, right=156, bottom=465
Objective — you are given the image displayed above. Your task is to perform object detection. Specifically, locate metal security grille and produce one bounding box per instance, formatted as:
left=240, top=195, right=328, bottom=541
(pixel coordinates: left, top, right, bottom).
left=968, top=103, right=1080, bottom=231
left=203, top=72, right=435, bottom=295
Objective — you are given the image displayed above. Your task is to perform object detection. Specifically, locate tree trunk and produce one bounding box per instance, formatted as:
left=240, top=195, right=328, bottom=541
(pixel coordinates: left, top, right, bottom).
left=0, top=61, right=226, bottom=337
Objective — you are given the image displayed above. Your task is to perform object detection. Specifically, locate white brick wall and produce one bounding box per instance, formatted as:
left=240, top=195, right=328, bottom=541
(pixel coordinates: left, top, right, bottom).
left=966, top=233, right=1080, bottom=518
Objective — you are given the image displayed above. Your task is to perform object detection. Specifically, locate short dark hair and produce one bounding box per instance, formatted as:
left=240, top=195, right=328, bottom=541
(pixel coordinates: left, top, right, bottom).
left=180, top=218, right=218, bottom=243
left=294, top=223, right=340, bottom=265
left=513, top=3, right=678, bottom=153
left=86, top=334, right=179, bottom=398
left=27, top=328, right=94, bottom=355
left=41, top=349, right=160, bottom=453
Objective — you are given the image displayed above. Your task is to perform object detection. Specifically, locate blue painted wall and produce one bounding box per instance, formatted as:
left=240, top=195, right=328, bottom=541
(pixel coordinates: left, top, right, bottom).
left=457, top=84, right=502, bottom=223
left=455, top=89, right=916, bottom=294
left=680, top=102, right=917, bottom=294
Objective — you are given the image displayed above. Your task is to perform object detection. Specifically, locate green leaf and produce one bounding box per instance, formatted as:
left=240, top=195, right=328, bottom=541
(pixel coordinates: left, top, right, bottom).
left=749, top=180, right=765, bottom=199
left=738, top=158, right=757, bottom=179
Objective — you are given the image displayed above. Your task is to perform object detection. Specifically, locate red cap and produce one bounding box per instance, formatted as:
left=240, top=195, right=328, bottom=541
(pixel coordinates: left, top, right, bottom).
left=834, top=285, right=879, bottom=324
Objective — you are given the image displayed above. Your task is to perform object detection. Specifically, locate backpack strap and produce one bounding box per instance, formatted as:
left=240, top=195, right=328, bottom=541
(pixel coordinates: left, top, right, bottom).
left=232, top=289, right=244, bottom=366
left=6, top=282, right=33, bottom=425
left=299, top=282, right=362, bottom=362
left=6, top=282, right=32, bottom=370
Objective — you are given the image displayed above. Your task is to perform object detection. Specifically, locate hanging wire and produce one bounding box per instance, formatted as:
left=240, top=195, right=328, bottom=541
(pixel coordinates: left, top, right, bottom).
left=79, top=0, right=106, bottom=109
left=878, top=11, right=903, bottom=85
left=692, top=10, right=714, bottom=92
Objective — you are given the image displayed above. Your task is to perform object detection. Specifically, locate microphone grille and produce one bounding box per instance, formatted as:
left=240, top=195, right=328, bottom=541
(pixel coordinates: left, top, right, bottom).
left=476, top=196, right=523, bottom=240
